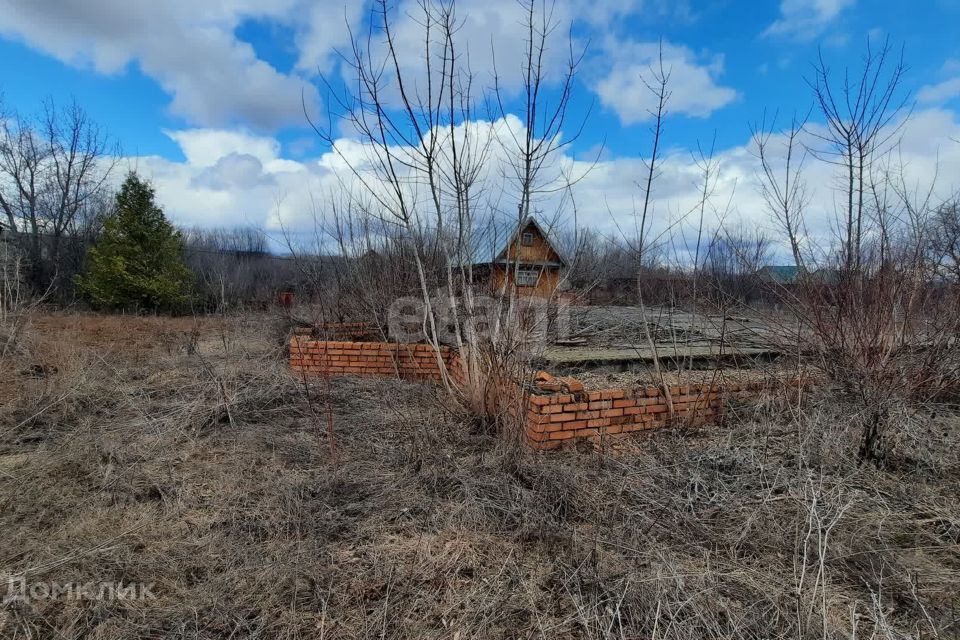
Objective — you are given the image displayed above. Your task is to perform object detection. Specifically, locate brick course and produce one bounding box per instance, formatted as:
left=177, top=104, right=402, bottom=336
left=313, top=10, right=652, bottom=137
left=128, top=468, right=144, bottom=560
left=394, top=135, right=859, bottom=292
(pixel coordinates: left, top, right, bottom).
left=523, top=384, right=727, bottom=449
left=291, top=336, right=768, bottom=451
left=290, top=336, right=457, bottom=382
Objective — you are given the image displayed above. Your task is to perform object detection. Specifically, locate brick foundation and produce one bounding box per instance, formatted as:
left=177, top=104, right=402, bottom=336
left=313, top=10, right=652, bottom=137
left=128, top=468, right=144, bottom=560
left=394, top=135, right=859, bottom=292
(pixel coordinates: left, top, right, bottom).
left=290, top=336, right=765, bottom=451
left=290, top=336, right=458, bottom=382
left=526, top=384, right=724, bottom=449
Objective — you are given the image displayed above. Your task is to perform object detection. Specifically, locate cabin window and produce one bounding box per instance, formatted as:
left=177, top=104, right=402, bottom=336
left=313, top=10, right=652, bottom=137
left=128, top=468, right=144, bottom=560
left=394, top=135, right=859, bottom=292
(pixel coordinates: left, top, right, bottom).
left=515, top=268, right=540, bottom=287
left=521, top=231, right=534, bottom=246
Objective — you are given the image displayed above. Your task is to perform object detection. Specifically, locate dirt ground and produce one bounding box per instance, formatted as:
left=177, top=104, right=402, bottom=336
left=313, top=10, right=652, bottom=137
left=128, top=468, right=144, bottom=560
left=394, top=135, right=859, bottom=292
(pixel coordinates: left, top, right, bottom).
left=1, top=311, right=959, bottom=638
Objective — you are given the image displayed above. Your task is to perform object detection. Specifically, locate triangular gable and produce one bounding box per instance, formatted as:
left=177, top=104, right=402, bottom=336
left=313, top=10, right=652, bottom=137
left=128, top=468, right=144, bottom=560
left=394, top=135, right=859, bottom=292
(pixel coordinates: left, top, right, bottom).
left=493, top=216, right=567, bottom=267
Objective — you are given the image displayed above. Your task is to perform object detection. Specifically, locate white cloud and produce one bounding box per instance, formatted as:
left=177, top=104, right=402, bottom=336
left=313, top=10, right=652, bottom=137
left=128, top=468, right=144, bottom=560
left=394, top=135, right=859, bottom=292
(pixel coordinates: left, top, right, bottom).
left=0, top=0, right=714, bottom=137
left=594, top=40, right=738, bottom=125
left=165, top=129, right=281, bottom=167
left=293, top=0, right=646, bottom=108
left=918, top=79, right=960, bottom=105
left=0, top=0, right=318, bottom=129
left=364, top=0, right=580, bottom=99
left=191, top=154, right=276, bottom=191
left=918, top=60, right=960, bottom=105
left=0, top=0, right=650, bottom=130
left=134, top=108, right=960, bottom=263
left=294, top=0, right=367, bottom=74
left=764, top=0, right=855, bottom=41
left=133, top=156, right=329, bottom=232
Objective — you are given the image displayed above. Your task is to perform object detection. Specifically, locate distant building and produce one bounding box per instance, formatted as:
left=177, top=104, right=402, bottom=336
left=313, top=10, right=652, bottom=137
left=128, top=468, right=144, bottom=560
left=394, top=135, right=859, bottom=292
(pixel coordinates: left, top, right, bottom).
left=472, top=216, right=567, bottom=297
left=756, top=265, right=803, bottom=285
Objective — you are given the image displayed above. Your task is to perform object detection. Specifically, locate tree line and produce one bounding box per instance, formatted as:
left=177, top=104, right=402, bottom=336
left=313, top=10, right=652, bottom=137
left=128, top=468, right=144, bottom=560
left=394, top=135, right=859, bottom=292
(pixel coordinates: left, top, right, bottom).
left=0, top=98, right=317, bottom=311
left=0, top=94, right=788, bottom=313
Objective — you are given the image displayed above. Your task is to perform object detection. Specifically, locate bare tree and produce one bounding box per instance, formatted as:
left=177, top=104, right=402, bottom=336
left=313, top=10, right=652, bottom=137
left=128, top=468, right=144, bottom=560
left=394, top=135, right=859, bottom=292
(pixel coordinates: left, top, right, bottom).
left=928, top=198, right=960, bottom=281
left=300, top=0, right=587, bottom=430
left=181, top=226, right=302, bottom=310
left=604, top=39, right=685, bottom=414
left=488, top=0, right=593, bottom=368
left=633, top=39, right=671, bottom=271
left=0, top=109, right=47, bottom=282
left=307, top=0, right=503, bottom=412
left=704, top=224, right=772, bottom=302
left=0, top=98, right=116, bottom=291
left=760, top=41, right=960, bottom=463
left=806, top=37, right=909, bottom=273
left=705, top=225, right=771, bottom=278
left=492, top=0, right=588, bottom=227
left=752, top=110, right=810, bottom=270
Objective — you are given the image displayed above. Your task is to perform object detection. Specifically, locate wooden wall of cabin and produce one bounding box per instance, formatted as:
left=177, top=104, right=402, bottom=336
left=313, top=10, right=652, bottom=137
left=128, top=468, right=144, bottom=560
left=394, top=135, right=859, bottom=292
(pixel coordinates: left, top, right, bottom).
left=489, top=266, right=561, bottom=297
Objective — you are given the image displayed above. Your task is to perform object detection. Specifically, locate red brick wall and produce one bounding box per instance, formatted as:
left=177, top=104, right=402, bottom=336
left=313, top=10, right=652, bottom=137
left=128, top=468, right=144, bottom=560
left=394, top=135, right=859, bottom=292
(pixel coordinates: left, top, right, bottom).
left=290, top=337, right=458, bottom=382
left=290, top=337, right=765, bottom=450
left=526, top=384, right=727, bottom=450
left=448, top=351, right=468, bottom=388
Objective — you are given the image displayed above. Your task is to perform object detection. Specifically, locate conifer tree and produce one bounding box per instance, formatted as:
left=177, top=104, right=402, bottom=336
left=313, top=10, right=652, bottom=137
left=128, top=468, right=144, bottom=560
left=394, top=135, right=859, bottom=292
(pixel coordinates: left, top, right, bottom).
left=77, top=172, right=192, bottom=310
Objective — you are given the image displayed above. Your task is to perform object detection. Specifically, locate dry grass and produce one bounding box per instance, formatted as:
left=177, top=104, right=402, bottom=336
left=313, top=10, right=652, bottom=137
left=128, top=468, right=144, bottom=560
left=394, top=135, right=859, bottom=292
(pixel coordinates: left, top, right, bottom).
left=1, top=312, right=958, bottom=638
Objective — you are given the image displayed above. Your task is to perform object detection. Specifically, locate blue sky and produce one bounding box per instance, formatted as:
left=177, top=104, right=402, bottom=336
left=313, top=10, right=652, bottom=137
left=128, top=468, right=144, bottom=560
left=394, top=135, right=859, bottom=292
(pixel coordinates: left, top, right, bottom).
left=2, top=0, right=959, bottom=257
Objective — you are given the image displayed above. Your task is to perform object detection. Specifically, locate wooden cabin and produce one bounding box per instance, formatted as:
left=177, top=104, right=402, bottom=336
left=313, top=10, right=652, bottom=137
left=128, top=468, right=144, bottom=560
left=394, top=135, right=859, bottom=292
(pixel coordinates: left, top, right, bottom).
left=473, top=217, right=567, bottom=297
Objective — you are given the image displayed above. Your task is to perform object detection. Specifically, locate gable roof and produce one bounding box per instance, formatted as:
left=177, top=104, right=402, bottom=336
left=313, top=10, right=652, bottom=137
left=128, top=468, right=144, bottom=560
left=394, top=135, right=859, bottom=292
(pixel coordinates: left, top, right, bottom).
left=472, top=216, right=568, bottom=268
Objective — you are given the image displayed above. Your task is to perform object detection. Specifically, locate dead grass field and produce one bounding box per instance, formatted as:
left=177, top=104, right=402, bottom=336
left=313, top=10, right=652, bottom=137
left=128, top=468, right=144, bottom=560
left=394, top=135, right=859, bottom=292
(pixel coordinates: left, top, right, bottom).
left=2, top=312, right=959, bottom=638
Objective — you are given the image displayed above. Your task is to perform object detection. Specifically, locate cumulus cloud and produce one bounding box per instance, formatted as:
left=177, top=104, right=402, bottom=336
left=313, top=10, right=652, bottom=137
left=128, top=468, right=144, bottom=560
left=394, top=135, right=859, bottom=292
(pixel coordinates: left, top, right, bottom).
left=340, top=0, right=582, bottom=102
left=165, top=129, right=281, bottom=167
left=113, top=127, right=313, bottom=235
left=0, top=0, right=318, bottom=129
left=294, top=0, right=367, bottom=74
left=594, top=40, right=738, bottom=125
left=918, top=79, right=960, bottom=105
left=191, top=154, right=276, bottom=191
left=918, top=59, right=960, bottom=105
left=0, top=0, right=724, bottom=136
left=764, top=0, right=855, bottom=41
left=131, top=108, right=960, bottom=262
left=293, top=0, right=647, bottom=109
